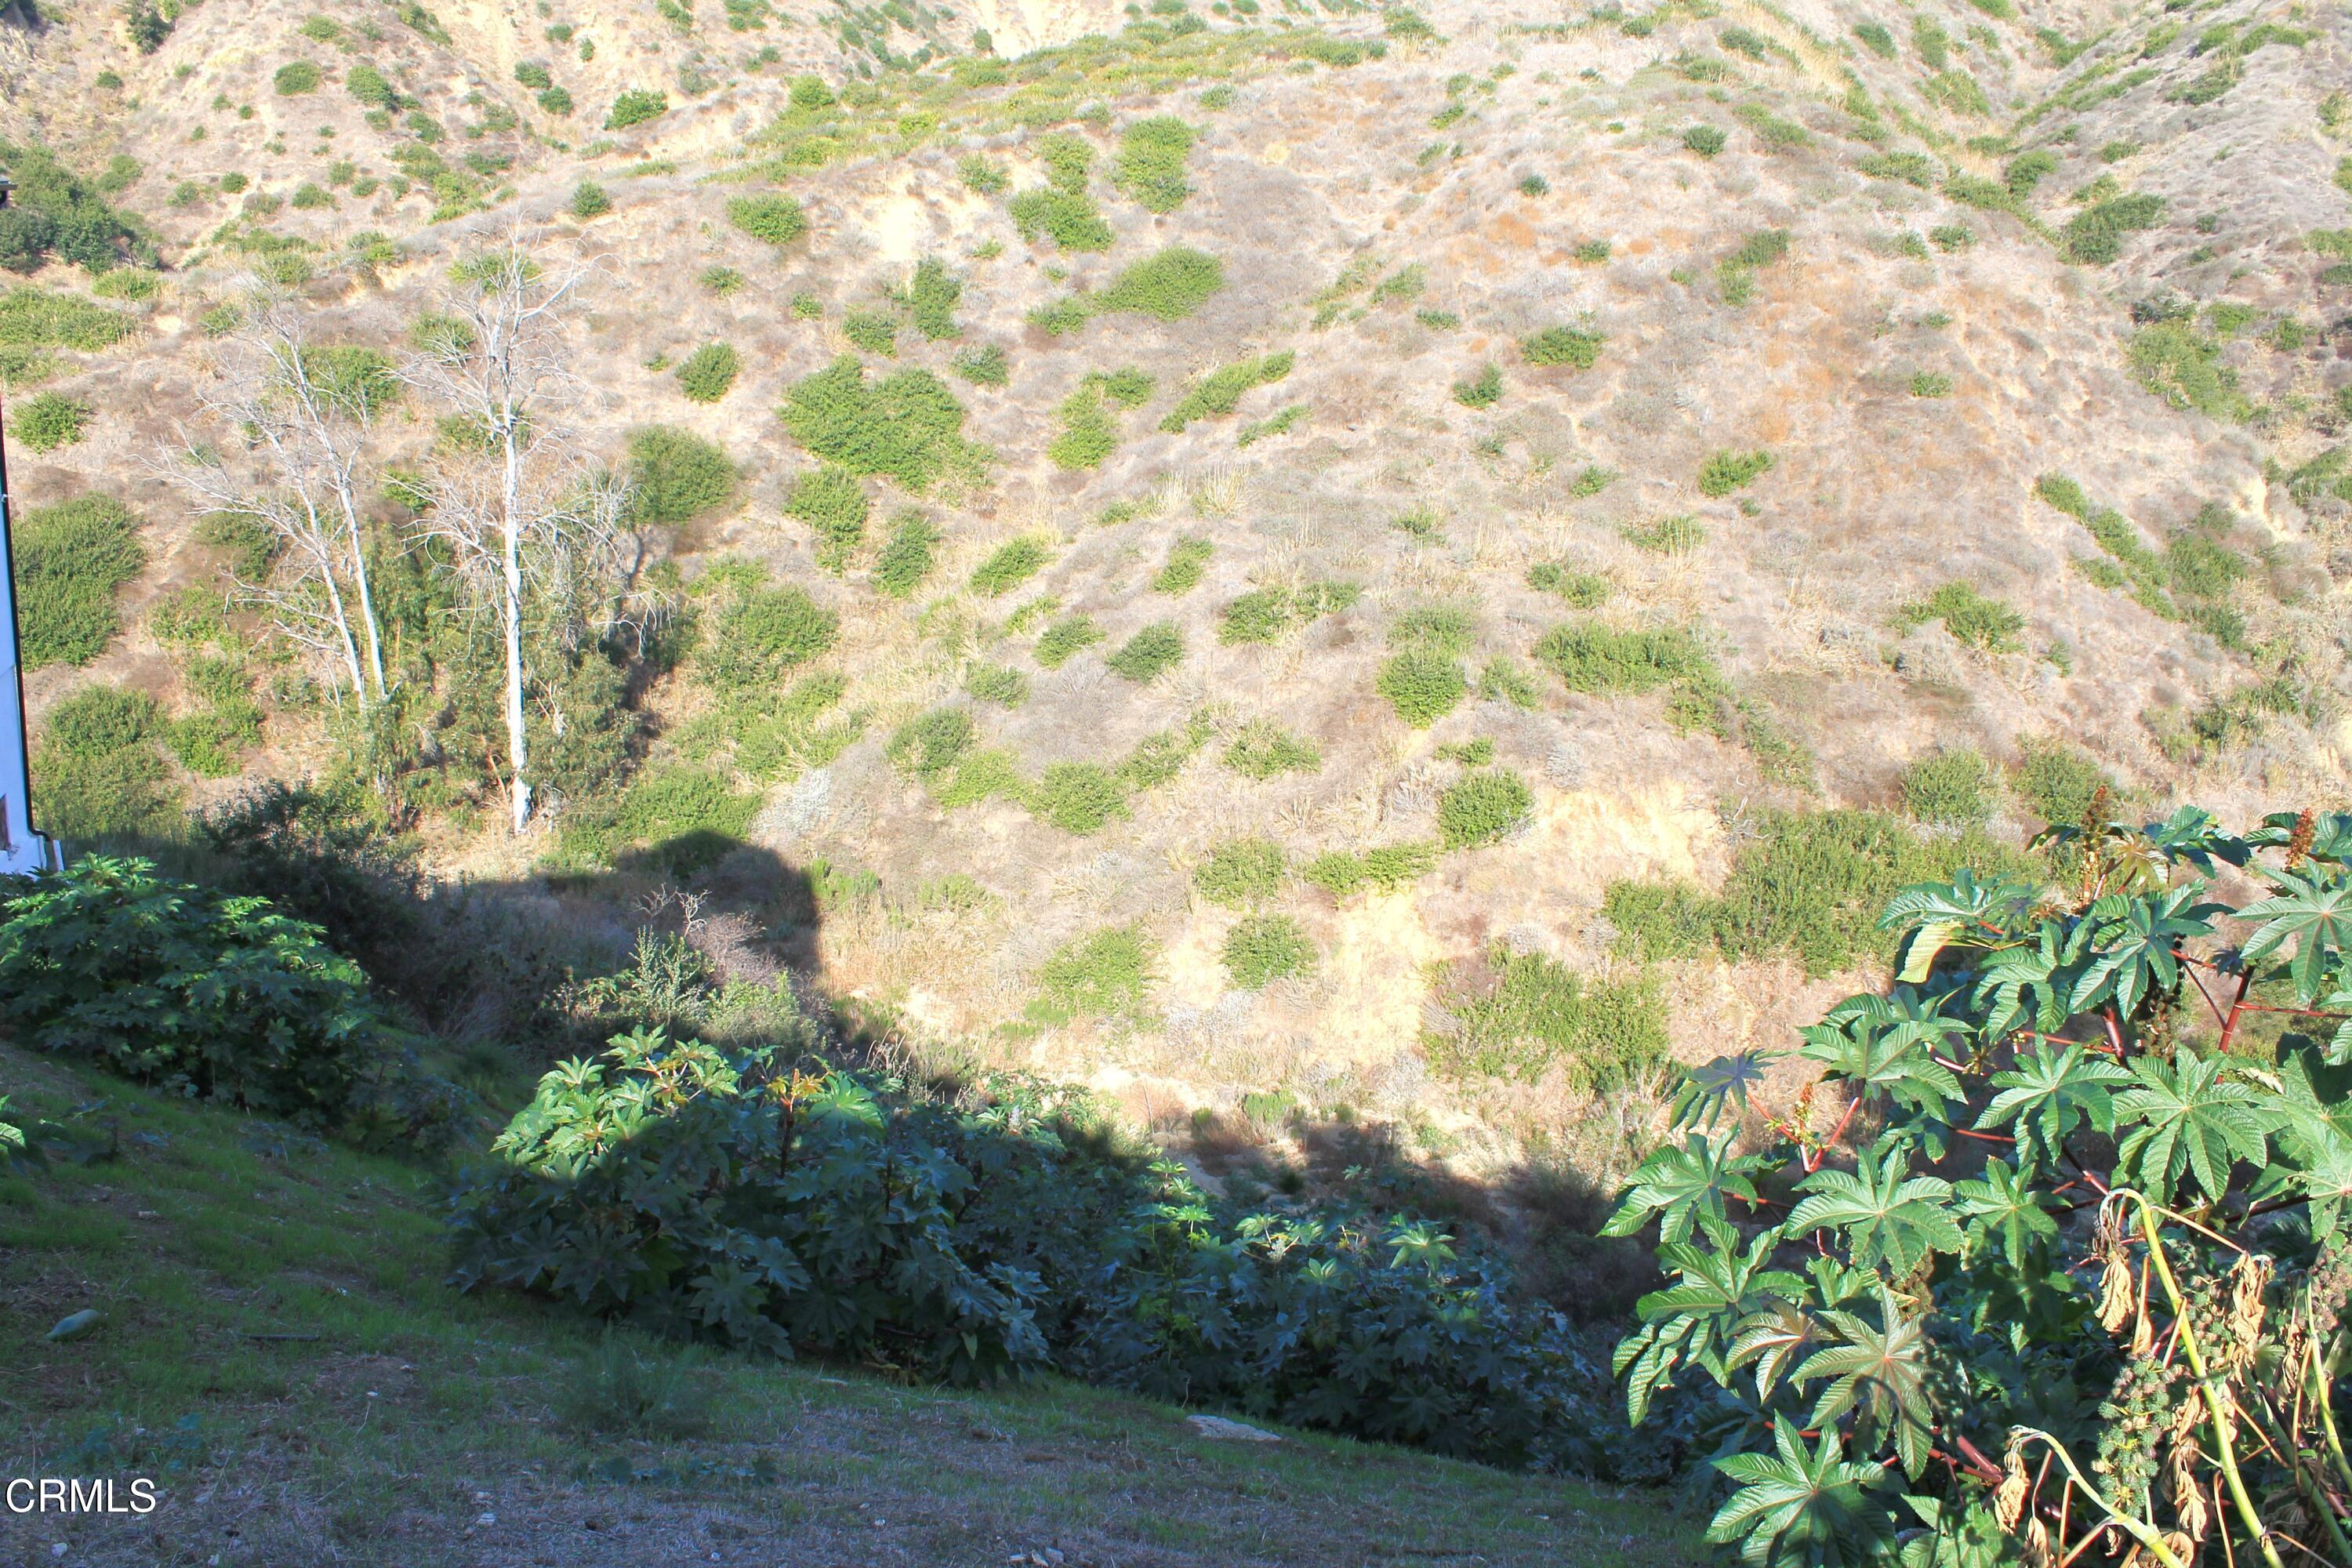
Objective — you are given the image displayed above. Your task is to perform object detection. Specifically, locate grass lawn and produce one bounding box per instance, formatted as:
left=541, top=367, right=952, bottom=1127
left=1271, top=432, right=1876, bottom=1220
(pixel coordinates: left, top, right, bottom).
left=0, top=1042, right=1704, bottom=1567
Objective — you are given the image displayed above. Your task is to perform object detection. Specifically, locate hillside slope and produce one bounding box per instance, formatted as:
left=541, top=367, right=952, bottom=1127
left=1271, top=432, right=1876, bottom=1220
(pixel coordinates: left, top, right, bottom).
left=0, top=1040, right=1701, bottom=1567
left=2, top=0, right=2349, bottom=1196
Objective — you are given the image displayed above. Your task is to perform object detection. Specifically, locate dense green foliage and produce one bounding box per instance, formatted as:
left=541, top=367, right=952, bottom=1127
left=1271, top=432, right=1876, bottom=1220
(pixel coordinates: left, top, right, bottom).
left=451, top=1025, right=1636, bottom=1470
left=0, top=140, right=155, bottom=273
left=1603, top=808, right=2034, bottom=975
left=969, top=535, right=1048, bottom=596
left=674, top=342, right=740, bottom=404
left=1438, top=769, right=1532, bottom=850
left=605, top=89, right=670, bottom=130
left=15, top=390, right=89, bottom=452
left=1113, top=115, right=1197, bottom=212
left=1105, top=621, right=1185, bottom=682
left=778, top=356, right=982, bottom=492
left=786, top=465, right=869, bottom=572
left=624, top=426, right=738, bottom=524
left=32, top=687, right=180, bottom=840
left=1160, top=350, right=1293, bottom=432
left=16, top=494, right=145, bottom=669
left=1427, top=948, right=1668, bottom=1090
left=1615, top=807, right=2352, bottom=1568
left=0, top=858, right=390, bottom=1127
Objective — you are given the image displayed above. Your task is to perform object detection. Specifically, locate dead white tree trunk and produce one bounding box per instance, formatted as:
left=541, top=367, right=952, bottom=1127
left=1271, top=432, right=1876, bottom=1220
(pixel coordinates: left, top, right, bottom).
left=405, top=231, right=619, bottom=837
left=158, top=296, right=399, bottom=706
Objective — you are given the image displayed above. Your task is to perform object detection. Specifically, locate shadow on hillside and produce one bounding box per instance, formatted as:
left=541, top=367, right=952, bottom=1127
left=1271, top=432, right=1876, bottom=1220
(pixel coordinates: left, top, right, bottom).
left=39, top=788, right=1666, bottom=1329
left=58, top=786, right=829, bottom=1076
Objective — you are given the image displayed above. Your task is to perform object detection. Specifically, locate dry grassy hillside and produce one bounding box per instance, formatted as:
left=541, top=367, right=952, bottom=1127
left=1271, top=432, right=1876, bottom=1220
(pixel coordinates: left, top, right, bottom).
left=4, top=0, right=2350, bottom=1220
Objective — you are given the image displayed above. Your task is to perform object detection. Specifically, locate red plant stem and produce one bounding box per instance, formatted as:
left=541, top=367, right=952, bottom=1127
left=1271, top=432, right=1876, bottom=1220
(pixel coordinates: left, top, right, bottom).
left=2182, top=961, right=2230, bottom=1028
left=1802, top=1095, right=1861, bottom=1173
left=1944, top=1434, right=2005, bottom=1485
left=2216, top=968, right=2255, bottom=1056
left=1953, top=1127, right=2016, bottom=1144
left=2101, top=1007, right=2125, bottom=1058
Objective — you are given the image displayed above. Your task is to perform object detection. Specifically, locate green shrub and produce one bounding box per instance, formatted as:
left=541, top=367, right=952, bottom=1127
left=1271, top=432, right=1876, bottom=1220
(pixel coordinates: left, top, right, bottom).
left=1696, top=448, right=1773, bottom=497
left=1223, top=720, right=1319, bottom=779
left=776, top=355, right=982, bottom=492
left=1152, top=536, right=1212, bottom=594
left=1908, top=372, right=1952, bottom=398
left=1437, top=769, right=1531, bottom=849
left=1683, top=124, right=1726, bottom=157
left=17, top=494, right=145, bottom=669
left=1094, top=246, right=1224, bottom=321
left=970, top=535, right=1049, bottom=597
left=1377, top=647, right=1468, bottom=728
left=964, top=662, right=1028, bottom=706
left=0, top=289, right=134, bottom=350
left=1223, top=913, right=1314, bottom=989
left=0, top=855, right=396, bottom=1125
left=514, top=60, right=553, bottom=90
left=2010, top=737, right=2113, bottom=824
left=1602, top=807, right=2030, bottom=973
left=1033, top=924, right=1155, bottom=1022
left=1214, top=581, right=1358, bottom=644
left=726, top=192, right=808, bottom=247
left=605, top=89, right=669, bottom=129
left=897, top=256, right=962, bottom=341
left=1105, top=621, right=1185, bottom=682
left=1426, top=949, right=1666, bottom=1088
left=786, top=465, right=869, bottom=571
left=624, top=426, right=737, bottom=524
left=1898, top=747, right=1995, bottom=824
left=1532, top=621, right=1714, bottom=694
left=14, top=390, right=89, bottom=452
left=843, top=308, right=898, bottom=358
left=554, top=766, right=760, bottom=876
left=1301, top=841, right=1436, bottom=897
left=1857, top=151, right=1936, bottom=187
left=1033, top=613, right=1102, bottom=668
left=1527, top=562, right=1610, bottom=607
left=1160, top=350, right=1293, bottom=432
left=960, top=155, right=1009, bottom=194
left=347, top=62, right=396, bottom=108
left=1047, top=385, right=1119, bottom=470
left=887, top=707, right=975, bottom=779
left=1452, top=363, right=1501, bottom=408
left=2126, top=321, right=2249, bottom=421
left=557, top=1333, right=715, bottom=1437
left=538, top=85, right=574, bottom=115
left=873, top=510, right=939, bottom=598
left=33, top=688, right=177, bottom=840
left=2060, top=192, right=2163, bottom=266
left=1113, top=115, right=1196, bottom=212
left=1007, top=188, right=1114, bottom=252
left=1621, top=515, right=1705, bottom=555
left=952, top=343, right=1008, bottom=385
left=701, top=583, right=838, bottom=688
left=1520, top=326, right=1603, bottom=368
left=1895, top=581, right=2025, bottom=652
left=274, top=60, right=322, bottom=95
left=674, top=341, right=739, bottom=403
left=1195, top=838, right=1285, bottom=906
left=1031, top=763, right=1126, bottom=833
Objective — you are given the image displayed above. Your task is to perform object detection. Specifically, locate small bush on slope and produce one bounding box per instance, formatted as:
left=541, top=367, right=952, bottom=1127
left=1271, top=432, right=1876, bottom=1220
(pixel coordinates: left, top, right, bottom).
left=16, top=494, right=145, bottom=668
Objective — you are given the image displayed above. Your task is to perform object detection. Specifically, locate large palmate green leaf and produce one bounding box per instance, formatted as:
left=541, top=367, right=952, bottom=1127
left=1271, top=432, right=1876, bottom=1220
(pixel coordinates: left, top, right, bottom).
left=1952, top=1158, right=2058, bottom=1266
left=1971, top=921, right=2069, bottom=1040
left=1604, top=1131, right=1770, bottom=1245
left=1878, top=870, right=2038, bottom=983
left=1617, top=1217, right=1806, bottom=1424
left=2067, top=885, right=2219, bottom=1020
left=1798, top=989, right=1968, bottom=1123
left=1786, top=1138, right=1964, bottom=1276
left=2235, top=864, right=2352, bottom=1003
left=2249, top=810, right=2352, bottom=868
left=1674, top=1049, right=1778, bottom=1131
left=1708, top=1416, right=1900, bottom=1568
left=2114, top=1048, right=2278, bottom=1203
left=1793, top=1288, right=1936, bottom=1477
left=1975, top=1041, right=2132, bottom=1175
